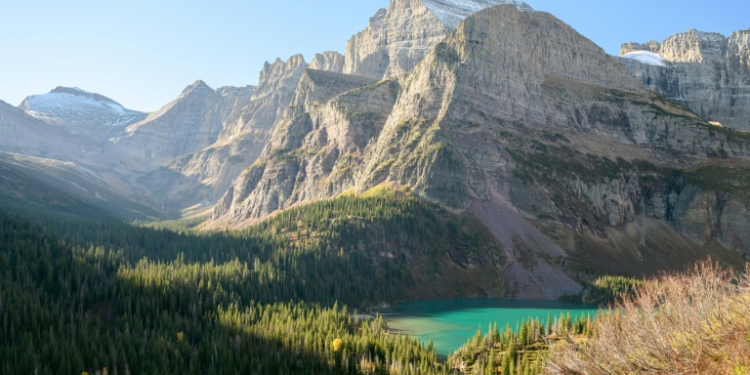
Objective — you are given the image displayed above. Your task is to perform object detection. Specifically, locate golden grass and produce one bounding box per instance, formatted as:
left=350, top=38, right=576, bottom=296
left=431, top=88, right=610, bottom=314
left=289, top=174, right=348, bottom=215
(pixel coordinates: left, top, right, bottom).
left=546, top=260, right=750, bottom=375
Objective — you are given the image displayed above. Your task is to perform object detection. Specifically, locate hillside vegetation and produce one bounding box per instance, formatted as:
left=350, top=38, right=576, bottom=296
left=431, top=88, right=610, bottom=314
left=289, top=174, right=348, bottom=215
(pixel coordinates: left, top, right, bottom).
left=546, top=260, right=750, bottom=375
left=0, top=187, right=509, bottom=375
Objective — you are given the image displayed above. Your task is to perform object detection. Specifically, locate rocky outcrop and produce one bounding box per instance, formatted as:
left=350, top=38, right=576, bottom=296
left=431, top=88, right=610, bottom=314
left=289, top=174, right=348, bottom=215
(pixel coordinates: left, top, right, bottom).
left=620, top=40, right=661, bottom=56
left=620, top=28, right=750, bottom=131
left=310, top=51, right=345, bottom=73
left=343, top=0, right=450, bottom=79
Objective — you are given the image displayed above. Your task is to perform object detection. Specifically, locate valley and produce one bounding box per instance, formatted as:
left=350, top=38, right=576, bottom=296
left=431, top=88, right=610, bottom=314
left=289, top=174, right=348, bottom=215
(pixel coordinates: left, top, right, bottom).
left=1, top=0, right=750, bottom=374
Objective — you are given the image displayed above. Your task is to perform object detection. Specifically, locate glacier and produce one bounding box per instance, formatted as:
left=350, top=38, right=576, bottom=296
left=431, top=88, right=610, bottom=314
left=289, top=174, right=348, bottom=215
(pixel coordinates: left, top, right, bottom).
left=622, top=51, right=668, bottom=67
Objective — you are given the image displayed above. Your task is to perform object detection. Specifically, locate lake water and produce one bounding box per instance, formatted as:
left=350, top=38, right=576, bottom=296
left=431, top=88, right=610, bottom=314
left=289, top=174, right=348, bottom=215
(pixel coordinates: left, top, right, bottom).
left=381, top=299, right=599, bottom=356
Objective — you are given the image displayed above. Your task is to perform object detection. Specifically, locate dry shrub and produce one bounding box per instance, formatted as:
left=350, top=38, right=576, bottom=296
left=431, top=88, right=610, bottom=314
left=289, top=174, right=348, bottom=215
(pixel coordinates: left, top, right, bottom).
left=546, top=260, right=750, bottom=375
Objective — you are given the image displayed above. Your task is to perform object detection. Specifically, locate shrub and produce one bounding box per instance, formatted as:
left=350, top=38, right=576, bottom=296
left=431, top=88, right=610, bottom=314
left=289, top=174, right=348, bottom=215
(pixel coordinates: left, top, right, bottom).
left=546, top=260, right=750, bottom=374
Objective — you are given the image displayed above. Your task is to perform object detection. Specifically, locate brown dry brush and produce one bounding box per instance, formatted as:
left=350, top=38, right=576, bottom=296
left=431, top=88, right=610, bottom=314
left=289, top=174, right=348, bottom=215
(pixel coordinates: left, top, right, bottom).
left=545, top=260, right=750, bottom=375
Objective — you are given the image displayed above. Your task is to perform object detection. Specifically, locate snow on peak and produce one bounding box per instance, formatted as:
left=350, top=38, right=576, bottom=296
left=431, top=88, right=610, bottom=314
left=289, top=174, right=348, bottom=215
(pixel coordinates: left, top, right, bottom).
left=422, top=0, right=534, bottom=29
left=622, top=51, right=668, bottom=67
left=20, top=87, right=146, bottom=136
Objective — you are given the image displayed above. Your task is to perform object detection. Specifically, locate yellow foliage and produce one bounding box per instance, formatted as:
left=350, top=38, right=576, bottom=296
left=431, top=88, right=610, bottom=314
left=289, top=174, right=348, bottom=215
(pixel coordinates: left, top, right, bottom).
left=332, top=338, right=343, bottom=352
left=177, top=332, right=185, bottom=342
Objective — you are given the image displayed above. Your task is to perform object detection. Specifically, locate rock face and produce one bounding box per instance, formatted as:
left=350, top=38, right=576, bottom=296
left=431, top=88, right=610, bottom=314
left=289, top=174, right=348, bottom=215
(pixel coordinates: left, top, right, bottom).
left=19, top=87, right=147, bottom=138
left=215, top=4, right=750, bottom=298
left=343, top=0, right=449, bottom=79
left=343, top=0, right=534, bottom=80
left=310, top=51, right=345, bottom=73
left=620, top=29, right=750, bottom=131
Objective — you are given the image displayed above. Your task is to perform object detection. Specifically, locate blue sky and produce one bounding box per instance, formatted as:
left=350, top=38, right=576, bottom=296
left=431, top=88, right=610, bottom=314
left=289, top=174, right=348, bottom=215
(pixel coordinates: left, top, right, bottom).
left=1, top=0, right=747, bottom=112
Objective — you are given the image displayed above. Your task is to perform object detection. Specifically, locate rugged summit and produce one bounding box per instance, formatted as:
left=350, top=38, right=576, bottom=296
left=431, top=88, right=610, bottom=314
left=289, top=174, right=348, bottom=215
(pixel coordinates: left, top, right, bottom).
left=19, top=87, right=146, bottom=138
left=621, top=28, right=750, bottom=130
left=343, top=0, right=449, bottom=79
left=310, top=51, right=345, bottom=73
left=343, top=0, right=533, bottom=80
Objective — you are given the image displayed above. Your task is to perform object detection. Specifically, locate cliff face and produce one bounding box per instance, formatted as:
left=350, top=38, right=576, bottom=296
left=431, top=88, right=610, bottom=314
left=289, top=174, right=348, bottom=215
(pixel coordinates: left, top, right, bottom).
left=214, top=69, right=395, bottom=221
left=310, top=51, right=345, bottom=73
left=343, top=0, right=450, bottom=79
left=621, top=29, right=750, bottom=131
left=213, top=4, right=750, bottom=298
left=343, top=0, right=534, bottom=80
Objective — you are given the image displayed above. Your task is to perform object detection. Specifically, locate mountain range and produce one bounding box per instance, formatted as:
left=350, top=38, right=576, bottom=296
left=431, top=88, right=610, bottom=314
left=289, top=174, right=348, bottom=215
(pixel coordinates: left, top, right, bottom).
left=2, top=0, right=750, bottom=299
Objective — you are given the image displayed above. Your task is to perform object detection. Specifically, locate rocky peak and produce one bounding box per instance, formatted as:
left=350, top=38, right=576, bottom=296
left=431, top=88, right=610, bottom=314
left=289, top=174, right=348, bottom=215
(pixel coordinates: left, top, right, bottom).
left=259, top=55, right=307, bottom=84
left=343, top=0, right=449, bottom=79
left=181, top=80, right=212, bottom=95
left=421, top=0, right=534, bottom=29
left=309, top=51, right=345, bottom=73
left=620, top=40, right=661, bottom=56
left=659, top=29, right=727, bottom=63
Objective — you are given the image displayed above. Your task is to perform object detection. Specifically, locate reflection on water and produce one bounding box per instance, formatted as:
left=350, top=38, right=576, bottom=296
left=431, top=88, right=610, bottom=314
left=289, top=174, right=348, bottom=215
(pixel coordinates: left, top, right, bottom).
left=381, top=299, right=599, bottom=356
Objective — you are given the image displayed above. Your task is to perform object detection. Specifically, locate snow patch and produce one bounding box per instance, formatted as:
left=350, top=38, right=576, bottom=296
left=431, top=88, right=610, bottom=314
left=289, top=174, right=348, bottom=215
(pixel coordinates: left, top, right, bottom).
left=622, top=51, right=668, bottom=67
left=21, top=87, right=146, bottom=136
left=422, top=0, right=534, bottom=29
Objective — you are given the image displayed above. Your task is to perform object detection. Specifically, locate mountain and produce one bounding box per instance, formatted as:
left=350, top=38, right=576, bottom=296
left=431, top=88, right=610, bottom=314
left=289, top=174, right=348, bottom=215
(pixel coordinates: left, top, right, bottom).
left=620, top=28, right=750, bottom=131
left=19, top=87, right=146, bottom=138
left=214, top=3, right=750, bottom=298
left=112, top=81, right=254, bottom=166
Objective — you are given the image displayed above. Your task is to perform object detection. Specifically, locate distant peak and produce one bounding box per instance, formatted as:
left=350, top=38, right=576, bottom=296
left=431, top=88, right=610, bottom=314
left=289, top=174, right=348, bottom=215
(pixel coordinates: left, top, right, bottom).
left=51, top=86, right=93, bottom=95
left=181, top=80, right=213, bottom=95
left=421, top=0, right=534, bottom=29
left=27, top=86, right=123, bottom=107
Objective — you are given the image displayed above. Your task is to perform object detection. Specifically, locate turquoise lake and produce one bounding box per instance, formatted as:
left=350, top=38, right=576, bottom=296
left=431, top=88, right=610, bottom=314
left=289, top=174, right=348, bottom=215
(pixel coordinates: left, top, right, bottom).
left=381, top=299, right=599, bottom=356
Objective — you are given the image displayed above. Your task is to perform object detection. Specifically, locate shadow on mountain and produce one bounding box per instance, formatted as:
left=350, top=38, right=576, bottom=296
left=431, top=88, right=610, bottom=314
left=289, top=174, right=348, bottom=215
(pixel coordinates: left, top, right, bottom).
left=0, top=210, right=371, bottom=375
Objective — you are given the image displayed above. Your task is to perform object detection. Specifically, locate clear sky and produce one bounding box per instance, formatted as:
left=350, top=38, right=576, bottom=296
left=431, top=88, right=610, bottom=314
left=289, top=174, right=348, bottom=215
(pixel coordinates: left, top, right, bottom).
left=1, top=0, right=747, bottom=112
